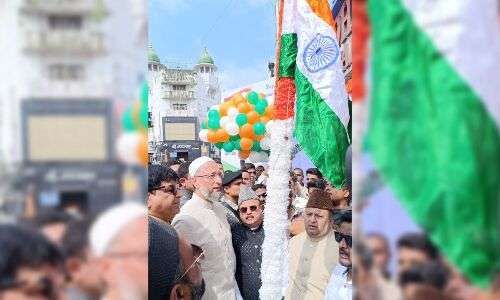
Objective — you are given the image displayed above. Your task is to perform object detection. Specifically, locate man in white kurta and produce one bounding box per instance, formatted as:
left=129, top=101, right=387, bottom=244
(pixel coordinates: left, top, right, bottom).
left=172, top=157, right=239, bottom=300
left=285, top=189, right=339, bottom=299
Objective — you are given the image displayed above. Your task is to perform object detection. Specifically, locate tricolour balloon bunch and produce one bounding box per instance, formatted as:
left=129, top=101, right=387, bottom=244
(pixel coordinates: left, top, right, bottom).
left=199, top=90, right=274, bottom=161
left=117, top=81, right=148, bottom=166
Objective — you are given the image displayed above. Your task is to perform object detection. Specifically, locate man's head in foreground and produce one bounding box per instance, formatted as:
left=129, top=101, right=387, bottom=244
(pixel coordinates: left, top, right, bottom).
left=148, top=164, right=180, bottom=223
left=366, top=233, right=391, bottom=278
left=303, top=189, right=333, bottom=238
left=90, top=202, right=148, bottom=300
left=190, top=157, right=223, bottom=202
left=0, top=224, right=66, bottom=300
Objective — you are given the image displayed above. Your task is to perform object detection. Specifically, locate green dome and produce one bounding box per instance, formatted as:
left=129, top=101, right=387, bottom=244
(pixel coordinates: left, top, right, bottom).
left=148, top=44, right=160, bottom=64
left=198, top=47, right=214, bottom=65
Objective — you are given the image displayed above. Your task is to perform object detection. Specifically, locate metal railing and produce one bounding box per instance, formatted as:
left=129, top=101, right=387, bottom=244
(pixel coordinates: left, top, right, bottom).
left=24, top=30, right=105, bottom=55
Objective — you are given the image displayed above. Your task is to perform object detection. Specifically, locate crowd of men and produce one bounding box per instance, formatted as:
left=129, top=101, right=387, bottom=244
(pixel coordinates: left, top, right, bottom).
left=148, top=156, right=353, bottom=300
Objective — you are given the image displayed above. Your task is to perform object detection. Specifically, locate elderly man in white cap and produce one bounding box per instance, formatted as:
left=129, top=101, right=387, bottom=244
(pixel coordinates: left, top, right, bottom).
left=89, top=202, right=148, bottom=300
left=172, top=156, right=241, bottom=299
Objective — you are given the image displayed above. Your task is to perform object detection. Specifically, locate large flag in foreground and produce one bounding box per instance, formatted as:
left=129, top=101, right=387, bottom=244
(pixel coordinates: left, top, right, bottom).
left=279, top=0, right=350, bottom=187
left=366, top=0, right=500, bottom=288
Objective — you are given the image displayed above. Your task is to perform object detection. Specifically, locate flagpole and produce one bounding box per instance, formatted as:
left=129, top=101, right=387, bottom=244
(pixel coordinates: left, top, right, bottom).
left=259, top=0, right=295, bottom=299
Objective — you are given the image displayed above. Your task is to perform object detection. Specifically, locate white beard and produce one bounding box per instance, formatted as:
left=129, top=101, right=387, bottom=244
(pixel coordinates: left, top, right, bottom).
left=199, top=187, right=222, bottom=203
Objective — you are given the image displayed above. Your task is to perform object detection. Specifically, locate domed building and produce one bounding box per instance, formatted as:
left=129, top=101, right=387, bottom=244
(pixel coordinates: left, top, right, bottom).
left=148, top=46, right=221, bottom=162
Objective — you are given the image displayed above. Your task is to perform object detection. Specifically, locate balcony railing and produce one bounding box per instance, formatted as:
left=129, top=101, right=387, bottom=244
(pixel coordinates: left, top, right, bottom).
left=21, top=0, right=94, bottom=14
left=162, top=90, right=195, bottom=100
left=24, top=30, right=105, bottom=55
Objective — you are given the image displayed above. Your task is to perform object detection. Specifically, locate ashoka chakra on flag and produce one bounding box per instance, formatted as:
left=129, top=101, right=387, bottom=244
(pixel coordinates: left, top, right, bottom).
left=303, top=33, right=339, bottom=73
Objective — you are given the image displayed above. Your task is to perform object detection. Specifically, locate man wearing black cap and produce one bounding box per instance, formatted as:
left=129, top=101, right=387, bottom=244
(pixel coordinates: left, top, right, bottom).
left=221, top=170, right=243, bottom=226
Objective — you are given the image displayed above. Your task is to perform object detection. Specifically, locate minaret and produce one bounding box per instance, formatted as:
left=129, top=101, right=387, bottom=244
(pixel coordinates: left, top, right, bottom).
left=194, top=47, right=217, bottom=86
left=148, top=44, right=161, bottom=72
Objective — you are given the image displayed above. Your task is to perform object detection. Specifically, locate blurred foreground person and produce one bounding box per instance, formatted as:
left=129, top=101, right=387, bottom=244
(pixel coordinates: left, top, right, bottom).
left=62, top=218, right=105, bottom=300
left=0, top=224, right=66, bottom=300
left=325, top=210, right=352, bottom=300
left=177, top=161, right=195, bottom=207
left=90, top=202, right=148, bottom=300
left=172, top=157, right=239, bottom=299
left=148, top=164, right=180, bottom=224
left=397, top=233, right=439, bottom=277
left=399, top=261, right=451, bottom=300
left=232, top=187, right=265, bottom=300
left=149, top=216, right=204, bottom=300
left=286, top=189, right=338, bottom=299
left=366, top=233, right=392, bottom=279
left=33, top=210, right=74, bottom=246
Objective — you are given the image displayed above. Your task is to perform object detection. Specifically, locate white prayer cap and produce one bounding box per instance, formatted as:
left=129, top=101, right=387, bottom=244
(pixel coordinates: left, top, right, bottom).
left=188, top=156, right=214, bottom=177
left=89, top=202, right=146, bottom=257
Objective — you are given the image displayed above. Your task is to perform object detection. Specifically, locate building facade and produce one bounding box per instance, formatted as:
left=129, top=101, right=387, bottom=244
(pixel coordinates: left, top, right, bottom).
left=331, top=0, right=352, bottom=85
left=0, top=0, right=146, bottom=216
left=148, top=46, right=221, bottom=162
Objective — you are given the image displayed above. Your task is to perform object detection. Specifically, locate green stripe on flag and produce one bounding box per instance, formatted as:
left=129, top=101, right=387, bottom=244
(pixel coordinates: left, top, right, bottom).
left=278, top=33, right=298, bottom=78
left=367, top=0, right=500, bottom=288
left=295, top=70, right=349, bottom=187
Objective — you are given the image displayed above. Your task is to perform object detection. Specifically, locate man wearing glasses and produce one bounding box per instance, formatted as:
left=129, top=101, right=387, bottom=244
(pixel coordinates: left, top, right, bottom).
left=148, top=164, right=181, bottom=224
left=231, top=186, right=265, bottom=300
left=172, top=156, right=241, bottom=299
left=325, top=210, right=352, bottom=300
left=286, top=189, right=339, bottom=299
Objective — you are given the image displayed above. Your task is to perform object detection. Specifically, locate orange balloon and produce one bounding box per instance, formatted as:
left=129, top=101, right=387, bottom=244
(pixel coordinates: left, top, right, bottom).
left=239, top=124, right=254, bottom=139
left=260, top=116, right=270, bottom=123
left=215, top=129, right=230, bottom=142
left=239, top=150, right=251, bottom=159
left=240, top=138, right=253, bottom=151
left=254, top=135, right=264, bottom=141
left=265, top=105, right=275, bottom=119
left=232, top=94, right=245, bottom=105
left=246, top=111, right=260, bottom=124
left=207, top=130, right=218, bottom=143
left=137, top=133, right=148, bottom=166
left=219, top=102, right=230, bottom=117
left=237, top=102, right=252, bottom=113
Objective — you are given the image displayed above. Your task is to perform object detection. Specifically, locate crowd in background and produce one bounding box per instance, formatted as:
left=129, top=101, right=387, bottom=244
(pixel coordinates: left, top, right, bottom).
left=147, top=155, right=352, bottom=300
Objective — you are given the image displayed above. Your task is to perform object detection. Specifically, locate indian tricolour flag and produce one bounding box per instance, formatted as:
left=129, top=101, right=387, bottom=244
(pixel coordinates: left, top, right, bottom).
left=278, top=0, right=350, bottom=187
left=366, top=0, right=500, bottom=288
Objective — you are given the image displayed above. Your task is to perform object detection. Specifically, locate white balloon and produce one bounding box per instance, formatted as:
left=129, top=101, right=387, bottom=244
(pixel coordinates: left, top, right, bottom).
left=220, top=116, right=230, bottom=127
left=260, top=137, right=270, bottom=150
left=227, top=107, right=239, bottom=117
left=225, top=122, right=240, bottom=136
left=210, top=104, right=220, bottom=111
left=198, top=129, right=209, bottom=142
left=265, top=120, right=274, bottom=133
left=267, top=96, right=275, bottom=105
left=117, top=133, right=141, bottom=165
left=249, top=151, right=269, bottom=163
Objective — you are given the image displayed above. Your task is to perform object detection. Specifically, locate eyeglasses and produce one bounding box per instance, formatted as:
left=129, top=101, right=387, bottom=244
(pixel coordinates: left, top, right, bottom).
left=175, top=248, right=205, bottom=282
left=195, top=172, right=224, bottom=180
left=239, top=205, right=258, bottom=214
left=150, top=185, right=177, bottom=194
left=334, top=231, right=352, bottom=248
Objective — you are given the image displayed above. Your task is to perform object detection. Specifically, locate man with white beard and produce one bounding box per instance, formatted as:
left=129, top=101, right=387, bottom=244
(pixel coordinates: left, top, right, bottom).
left=172, top=156, right=240, bottom=299
left=89, top=202, right=147, bottom=300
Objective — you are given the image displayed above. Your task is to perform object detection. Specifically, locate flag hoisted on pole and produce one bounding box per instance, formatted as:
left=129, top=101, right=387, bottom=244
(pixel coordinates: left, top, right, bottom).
left=366, top=0, right=500, bottom=289
left=260, top=0, right=351, bottom=298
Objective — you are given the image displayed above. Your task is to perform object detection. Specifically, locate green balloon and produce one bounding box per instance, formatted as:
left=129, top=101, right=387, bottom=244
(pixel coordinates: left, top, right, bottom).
left=232, top=139, right=242, bottom=150
left=235, top=113, right=248, bottom=127
left=229, top=135, right=239, bottom=141
left=122, top=107, right=136, bottom=132
left=201, top=120, right=208, bottom=129
left=140, top=81, right=148, bottom=104
left=253, top=122, right=266, bottom=136
left=208, top=117, right=220, bottom=129
left=223, top=142, right=234, bottom=152
left=139, top=103, right=148, bottom=129
left=247, top=91, right=259, bottom=104
left=208, top=109, right=220, bottom=119
left=251, top=141, right=261, bottom=152
left=255, top=101, right=267, bottom=115
left=215, top=142, right=224, bottom=149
